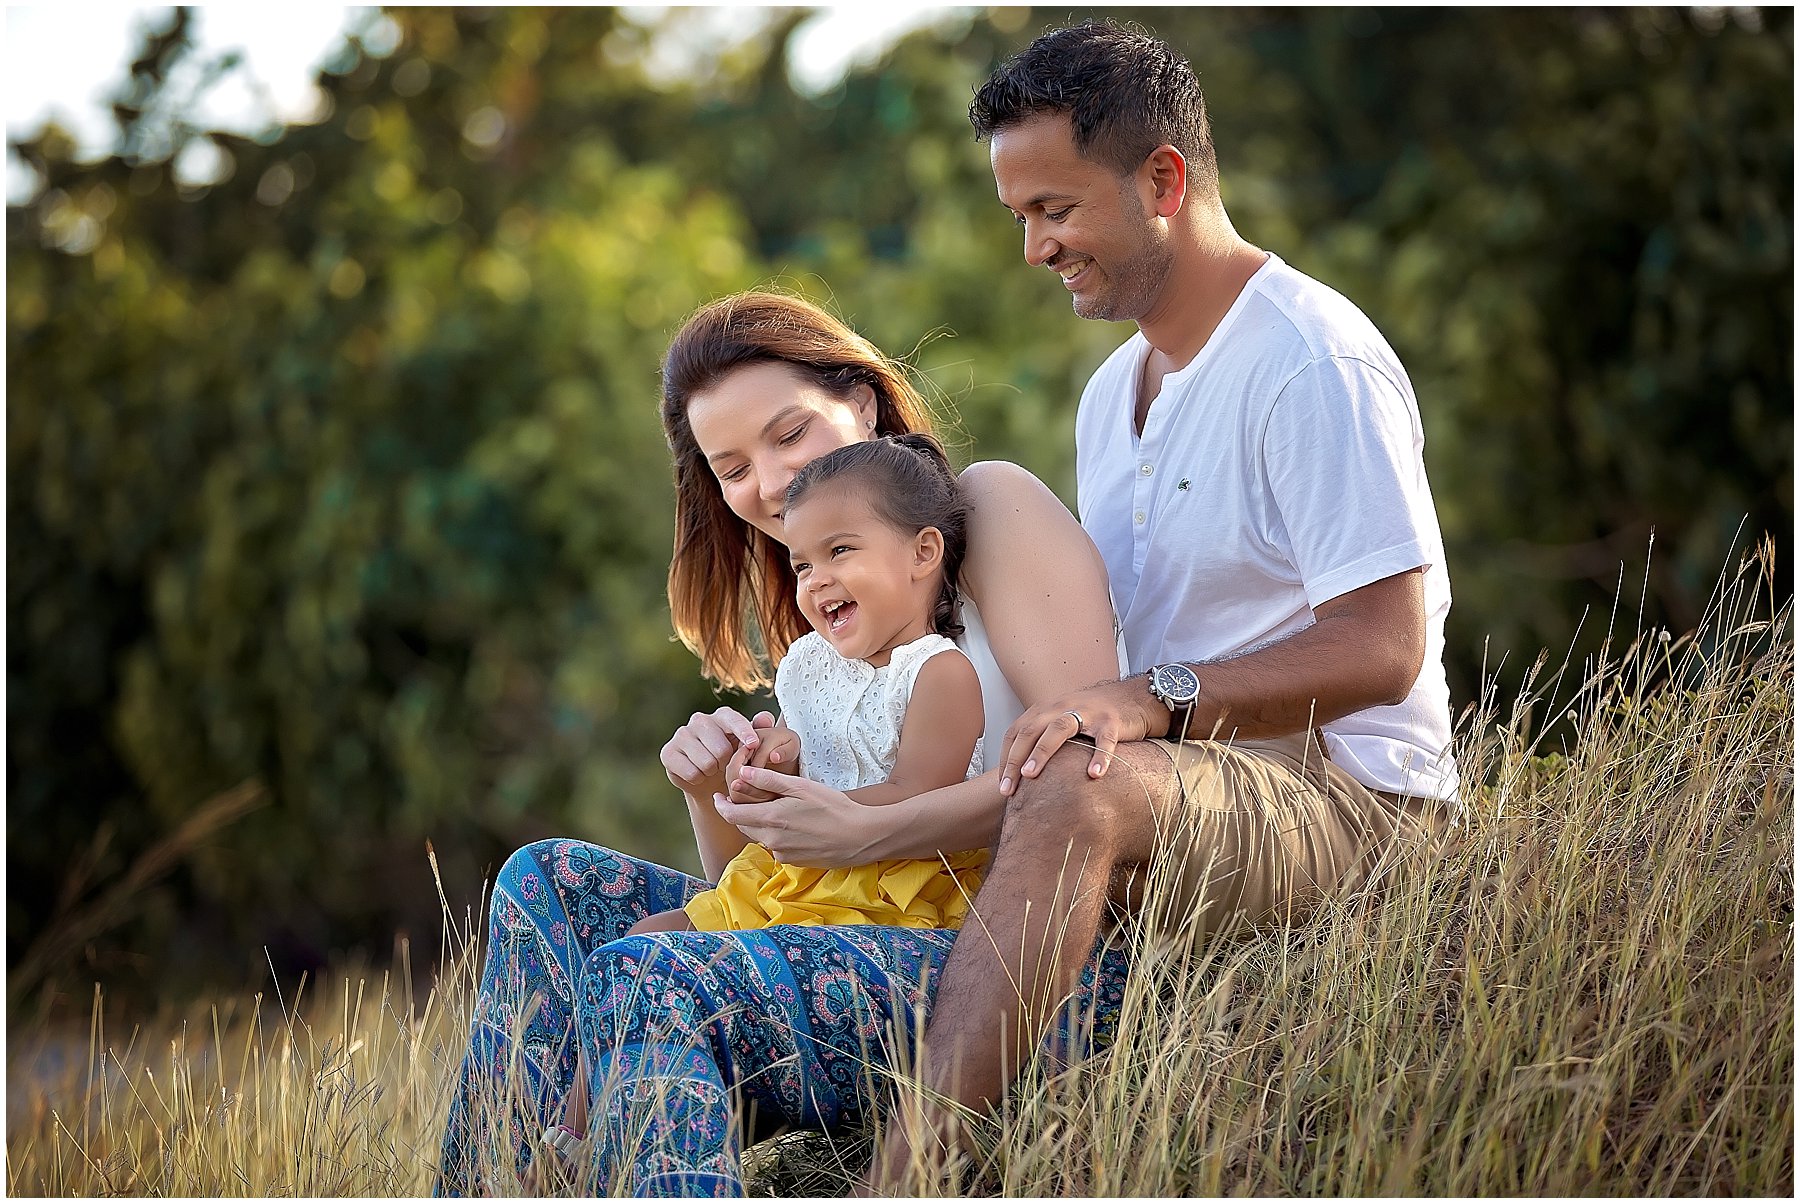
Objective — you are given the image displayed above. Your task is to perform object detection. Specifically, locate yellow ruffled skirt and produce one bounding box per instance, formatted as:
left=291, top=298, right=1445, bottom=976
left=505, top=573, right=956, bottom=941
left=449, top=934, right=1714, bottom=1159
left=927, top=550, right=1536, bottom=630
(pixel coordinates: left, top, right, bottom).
left=685, top=843, right=988, bottom=931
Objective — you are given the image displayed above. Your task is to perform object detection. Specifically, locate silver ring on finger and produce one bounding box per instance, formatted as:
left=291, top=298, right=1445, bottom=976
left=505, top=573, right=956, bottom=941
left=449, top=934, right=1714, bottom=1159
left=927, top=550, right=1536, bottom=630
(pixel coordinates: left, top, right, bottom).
left=1065, top=710, right=1085, bottom=733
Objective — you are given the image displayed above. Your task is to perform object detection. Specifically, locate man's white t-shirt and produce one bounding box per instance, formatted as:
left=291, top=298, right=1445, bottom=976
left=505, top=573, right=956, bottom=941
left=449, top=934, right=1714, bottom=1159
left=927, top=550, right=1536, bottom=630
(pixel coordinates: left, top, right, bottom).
left=1075, top=254, right=1460, bottom=803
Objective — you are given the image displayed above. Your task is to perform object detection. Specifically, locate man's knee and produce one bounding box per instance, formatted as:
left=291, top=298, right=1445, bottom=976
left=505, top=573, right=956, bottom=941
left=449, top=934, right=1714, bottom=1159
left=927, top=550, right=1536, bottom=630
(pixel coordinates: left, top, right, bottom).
left=1001, top=741, right=1184, bottom=872
left=1002, top=742, right=1136, bottom=846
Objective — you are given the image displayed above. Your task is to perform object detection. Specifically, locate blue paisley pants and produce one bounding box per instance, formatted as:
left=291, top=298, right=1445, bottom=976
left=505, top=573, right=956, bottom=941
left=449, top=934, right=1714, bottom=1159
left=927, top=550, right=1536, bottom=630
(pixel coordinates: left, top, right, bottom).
left=435, top=839, right=1131, bottom=1196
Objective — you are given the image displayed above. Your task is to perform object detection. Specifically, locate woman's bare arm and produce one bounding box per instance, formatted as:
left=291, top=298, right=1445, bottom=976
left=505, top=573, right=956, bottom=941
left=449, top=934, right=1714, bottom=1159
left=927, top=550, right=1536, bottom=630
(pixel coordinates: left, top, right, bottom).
left=956, top=461, right=1121, bottom=707
left=685, top=792, right=752, bottom=883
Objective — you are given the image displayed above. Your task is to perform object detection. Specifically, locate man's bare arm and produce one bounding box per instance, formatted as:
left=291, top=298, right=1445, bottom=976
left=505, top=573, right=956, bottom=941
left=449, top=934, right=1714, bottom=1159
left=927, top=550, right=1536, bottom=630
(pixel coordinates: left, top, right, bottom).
left=998, top=567, right=1427, bottom=792
left=1174, top=567, right=1426, bottom=740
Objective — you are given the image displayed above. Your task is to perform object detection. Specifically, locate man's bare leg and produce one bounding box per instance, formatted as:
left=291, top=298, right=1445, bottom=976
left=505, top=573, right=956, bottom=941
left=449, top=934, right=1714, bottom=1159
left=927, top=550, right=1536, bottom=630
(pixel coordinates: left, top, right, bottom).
left=869, top=741, right=1181, bottom=1189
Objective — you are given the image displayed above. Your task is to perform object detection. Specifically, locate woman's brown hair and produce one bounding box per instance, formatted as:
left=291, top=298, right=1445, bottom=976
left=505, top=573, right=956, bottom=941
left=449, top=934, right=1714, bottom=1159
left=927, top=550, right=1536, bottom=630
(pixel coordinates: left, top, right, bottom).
left=661, top=292, right=935, bottom=691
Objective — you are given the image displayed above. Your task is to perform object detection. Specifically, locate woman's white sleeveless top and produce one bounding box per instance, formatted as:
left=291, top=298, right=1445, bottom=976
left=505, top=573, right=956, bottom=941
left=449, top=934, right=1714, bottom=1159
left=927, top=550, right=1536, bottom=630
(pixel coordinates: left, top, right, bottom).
left=954, top=598, right=1019, bottom=773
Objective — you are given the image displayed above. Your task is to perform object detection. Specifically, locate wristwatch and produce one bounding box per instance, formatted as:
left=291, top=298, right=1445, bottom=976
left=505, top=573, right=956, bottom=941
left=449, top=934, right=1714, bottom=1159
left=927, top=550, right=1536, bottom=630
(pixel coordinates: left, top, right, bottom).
left=1147, top=662, right=1202, bottom=737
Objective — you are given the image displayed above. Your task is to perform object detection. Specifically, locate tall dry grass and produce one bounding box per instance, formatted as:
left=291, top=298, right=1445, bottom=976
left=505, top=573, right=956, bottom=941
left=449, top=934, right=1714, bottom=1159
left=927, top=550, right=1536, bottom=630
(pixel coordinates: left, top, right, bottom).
left=7, top=545, right=1792, bottom=1196
left=5, top=931, right=476, bottom=1196
left=916, top=542, right=1793, bottom=1197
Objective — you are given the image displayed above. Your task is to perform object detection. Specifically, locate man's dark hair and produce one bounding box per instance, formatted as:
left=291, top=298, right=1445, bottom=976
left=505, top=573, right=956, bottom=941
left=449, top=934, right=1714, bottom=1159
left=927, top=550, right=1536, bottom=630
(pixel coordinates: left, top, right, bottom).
left=969, top=21, right=1218, bottom=197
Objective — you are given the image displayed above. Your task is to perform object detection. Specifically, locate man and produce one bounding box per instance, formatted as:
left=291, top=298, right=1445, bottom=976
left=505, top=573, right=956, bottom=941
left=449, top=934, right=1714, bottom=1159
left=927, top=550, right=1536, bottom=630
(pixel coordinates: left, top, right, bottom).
left=873, top=19, right=1460, bottom=1185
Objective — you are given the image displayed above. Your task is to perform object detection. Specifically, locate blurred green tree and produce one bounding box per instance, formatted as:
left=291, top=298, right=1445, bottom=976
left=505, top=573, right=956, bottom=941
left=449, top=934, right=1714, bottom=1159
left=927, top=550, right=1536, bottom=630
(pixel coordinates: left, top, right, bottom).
left=9, top=8, right=765, bottom=995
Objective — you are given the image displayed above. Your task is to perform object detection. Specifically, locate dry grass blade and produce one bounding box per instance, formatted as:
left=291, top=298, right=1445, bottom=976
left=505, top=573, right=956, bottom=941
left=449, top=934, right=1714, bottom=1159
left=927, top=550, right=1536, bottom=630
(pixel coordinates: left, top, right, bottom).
left=9, top=779, right=268, bottom=1008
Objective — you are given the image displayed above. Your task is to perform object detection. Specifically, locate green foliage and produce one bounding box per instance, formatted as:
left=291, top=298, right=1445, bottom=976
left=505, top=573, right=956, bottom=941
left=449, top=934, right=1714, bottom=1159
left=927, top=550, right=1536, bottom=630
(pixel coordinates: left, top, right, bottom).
left=1236, top=7, right=1794, bottom=686
left=6, top=7, right=1791, bottom=1000
left=8, top=8, right=759, bottom=992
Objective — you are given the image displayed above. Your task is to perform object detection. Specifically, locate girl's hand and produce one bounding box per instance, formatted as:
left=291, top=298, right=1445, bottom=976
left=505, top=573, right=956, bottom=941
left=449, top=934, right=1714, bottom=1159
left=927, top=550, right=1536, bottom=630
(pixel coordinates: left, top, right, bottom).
left=725, top=728, right=802, bottom=803
left=661, top=707, right=775, bottom=799
left=714, top=768, right=878, bottom=868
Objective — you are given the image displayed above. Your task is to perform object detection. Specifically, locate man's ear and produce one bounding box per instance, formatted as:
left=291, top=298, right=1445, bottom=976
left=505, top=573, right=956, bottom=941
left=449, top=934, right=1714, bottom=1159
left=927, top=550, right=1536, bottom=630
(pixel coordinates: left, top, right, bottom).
left=912, top=527, right=946, bottom=577
left=1142, top=144, right=1187, bottom=218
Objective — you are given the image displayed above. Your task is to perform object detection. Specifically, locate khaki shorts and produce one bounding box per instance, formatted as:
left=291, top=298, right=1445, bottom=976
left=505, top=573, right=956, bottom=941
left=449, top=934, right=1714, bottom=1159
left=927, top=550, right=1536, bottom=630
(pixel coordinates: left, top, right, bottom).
left=1129, top=730, right=1458, bottom=938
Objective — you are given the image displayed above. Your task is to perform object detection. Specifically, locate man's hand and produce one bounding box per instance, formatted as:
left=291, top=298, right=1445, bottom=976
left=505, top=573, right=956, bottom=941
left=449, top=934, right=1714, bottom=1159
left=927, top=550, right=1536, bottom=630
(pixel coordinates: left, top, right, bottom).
left=726, top=727, right=802, bottom=803
left=997, top=677, right=1172, bottom=797
left=998, top=572, right=1431, bottom=798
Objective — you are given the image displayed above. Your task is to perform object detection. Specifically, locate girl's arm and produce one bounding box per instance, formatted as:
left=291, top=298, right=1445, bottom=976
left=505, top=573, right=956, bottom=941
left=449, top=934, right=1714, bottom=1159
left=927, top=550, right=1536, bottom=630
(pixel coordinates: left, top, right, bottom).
left=844, top=651, right=984, bottom=808
left=720, top=463, right=1120, bottom=866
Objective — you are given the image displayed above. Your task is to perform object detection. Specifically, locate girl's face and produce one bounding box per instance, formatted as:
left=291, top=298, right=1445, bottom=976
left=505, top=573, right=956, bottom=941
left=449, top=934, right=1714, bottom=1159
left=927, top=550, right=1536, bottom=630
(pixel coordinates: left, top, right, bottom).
left=783, top=483, right=943, bottom=668
left=685, top=361, right=876, bottom=542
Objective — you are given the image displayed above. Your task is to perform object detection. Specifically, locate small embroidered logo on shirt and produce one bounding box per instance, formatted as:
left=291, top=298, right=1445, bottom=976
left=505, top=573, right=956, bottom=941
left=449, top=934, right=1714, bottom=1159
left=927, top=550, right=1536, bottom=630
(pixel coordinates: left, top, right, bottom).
left=1177, top=477, right=1191, bottom=491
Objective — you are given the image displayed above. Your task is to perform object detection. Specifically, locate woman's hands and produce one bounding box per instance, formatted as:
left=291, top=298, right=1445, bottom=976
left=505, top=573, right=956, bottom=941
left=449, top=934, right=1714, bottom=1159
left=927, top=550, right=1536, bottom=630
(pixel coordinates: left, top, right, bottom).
left=713, top=767, right=880, bottom=869
left=666, top=707, right=776, bottom=882
left=998, top=678, right=1171, bottom=796
left=661, top=707, right=775, bottom=800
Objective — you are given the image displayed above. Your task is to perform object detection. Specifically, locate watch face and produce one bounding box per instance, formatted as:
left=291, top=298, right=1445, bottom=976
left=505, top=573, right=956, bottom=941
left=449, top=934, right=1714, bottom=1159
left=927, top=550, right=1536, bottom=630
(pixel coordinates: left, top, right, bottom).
left=1153, top=663, right=1201, bottom=706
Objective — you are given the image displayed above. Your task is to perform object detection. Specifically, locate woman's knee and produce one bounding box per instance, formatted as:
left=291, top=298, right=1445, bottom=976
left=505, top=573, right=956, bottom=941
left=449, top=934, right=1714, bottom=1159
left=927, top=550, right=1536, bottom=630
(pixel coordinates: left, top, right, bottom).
left=582, top=933, right=667, bottom=984
left=498, top=839, right=561, bottom=886
left=489, top=840, right=571, bottom=927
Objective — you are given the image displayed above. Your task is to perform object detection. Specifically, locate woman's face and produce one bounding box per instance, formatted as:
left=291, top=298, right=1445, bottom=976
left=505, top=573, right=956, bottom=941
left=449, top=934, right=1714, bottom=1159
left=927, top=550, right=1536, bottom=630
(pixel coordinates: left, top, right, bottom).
left=685, top=360, right=876, bottom=543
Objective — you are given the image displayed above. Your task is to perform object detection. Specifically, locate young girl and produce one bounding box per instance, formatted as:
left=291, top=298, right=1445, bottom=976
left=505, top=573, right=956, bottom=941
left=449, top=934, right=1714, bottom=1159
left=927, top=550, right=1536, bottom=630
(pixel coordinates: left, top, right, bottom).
left=629, top=432, right=988, bottom=935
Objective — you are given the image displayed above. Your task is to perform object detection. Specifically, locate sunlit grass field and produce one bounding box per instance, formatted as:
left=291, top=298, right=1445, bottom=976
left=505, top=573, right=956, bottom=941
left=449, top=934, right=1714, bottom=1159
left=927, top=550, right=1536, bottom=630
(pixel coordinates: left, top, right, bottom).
left=8, top=546, right=1792, bottom=1196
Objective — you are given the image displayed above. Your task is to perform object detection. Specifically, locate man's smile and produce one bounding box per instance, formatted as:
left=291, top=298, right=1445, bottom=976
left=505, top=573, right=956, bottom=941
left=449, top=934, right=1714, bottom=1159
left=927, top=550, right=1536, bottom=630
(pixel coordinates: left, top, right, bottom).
left=1053, top=257, right=1093, bottom=288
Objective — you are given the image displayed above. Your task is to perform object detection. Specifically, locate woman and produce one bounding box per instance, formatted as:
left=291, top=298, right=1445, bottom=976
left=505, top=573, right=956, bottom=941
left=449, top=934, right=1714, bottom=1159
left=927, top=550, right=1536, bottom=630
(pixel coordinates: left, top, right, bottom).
left=437, top=292, right=1129, bottom=1196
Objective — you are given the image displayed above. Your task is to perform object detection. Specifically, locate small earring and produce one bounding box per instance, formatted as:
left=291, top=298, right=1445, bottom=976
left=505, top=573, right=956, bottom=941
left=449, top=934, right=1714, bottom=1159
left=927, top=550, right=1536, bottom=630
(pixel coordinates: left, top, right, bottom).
left=866, top=419, right=875, bottom=431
